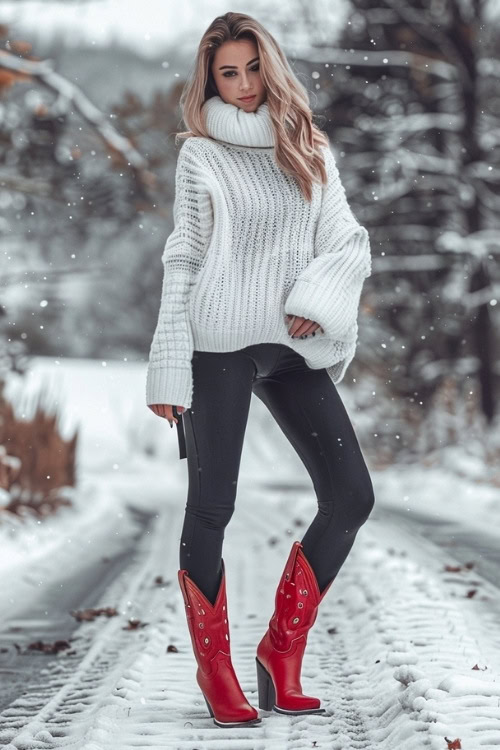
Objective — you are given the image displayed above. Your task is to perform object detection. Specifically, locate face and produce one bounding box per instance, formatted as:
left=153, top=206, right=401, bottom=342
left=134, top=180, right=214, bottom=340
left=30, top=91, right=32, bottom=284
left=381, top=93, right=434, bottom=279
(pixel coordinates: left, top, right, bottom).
left=211, top=38, right=266, bottom=111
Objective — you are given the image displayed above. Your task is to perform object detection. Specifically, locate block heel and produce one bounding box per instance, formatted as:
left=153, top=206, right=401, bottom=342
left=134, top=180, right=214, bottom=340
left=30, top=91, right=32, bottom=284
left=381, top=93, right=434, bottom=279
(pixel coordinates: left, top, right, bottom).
left=256, top=657, right=275, bottom=711
left=203, top=694, right=214, bottom=717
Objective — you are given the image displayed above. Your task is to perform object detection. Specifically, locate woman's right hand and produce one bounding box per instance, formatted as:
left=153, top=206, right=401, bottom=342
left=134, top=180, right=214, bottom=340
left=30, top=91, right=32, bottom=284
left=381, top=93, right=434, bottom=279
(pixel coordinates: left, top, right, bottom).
left=148, top=404, right=185, bottom=426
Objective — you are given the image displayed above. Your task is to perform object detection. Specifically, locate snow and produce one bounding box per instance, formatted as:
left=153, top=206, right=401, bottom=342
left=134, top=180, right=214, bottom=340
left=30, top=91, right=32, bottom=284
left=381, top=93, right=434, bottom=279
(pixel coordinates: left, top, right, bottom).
left=1, top=356, right=500, bottom=749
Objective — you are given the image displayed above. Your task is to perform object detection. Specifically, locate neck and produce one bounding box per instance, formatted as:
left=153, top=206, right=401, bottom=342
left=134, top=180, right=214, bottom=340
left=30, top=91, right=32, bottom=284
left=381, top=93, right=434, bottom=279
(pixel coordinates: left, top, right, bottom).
left=202, top=95, right=275, bottom=149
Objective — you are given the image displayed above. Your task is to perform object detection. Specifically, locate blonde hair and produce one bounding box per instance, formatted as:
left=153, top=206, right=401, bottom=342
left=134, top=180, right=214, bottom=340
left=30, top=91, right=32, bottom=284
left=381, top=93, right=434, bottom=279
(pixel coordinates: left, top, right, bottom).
left=175, top=11, right=330, bottom=202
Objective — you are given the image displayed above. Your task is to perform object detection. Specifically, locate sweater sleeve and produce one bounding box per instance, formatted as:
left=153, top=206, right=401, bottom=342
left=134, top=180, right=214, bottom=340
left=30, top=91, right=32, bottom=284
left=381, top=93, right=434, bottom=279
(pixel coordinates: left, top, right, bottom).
left=146, top=140, right=213, bottom=410
left=284, top=145, right=371, bottom=342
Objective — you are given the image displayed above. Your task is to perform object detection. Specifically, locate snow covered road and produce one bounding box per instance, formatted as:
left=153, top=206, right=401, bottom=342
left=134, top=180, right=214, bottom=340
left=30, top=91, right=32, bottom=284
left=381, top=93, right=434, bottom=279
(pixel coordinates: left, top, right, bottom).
left=1, top=475, right=500, bottom=750
left=2, top=358, right=500, bottom=748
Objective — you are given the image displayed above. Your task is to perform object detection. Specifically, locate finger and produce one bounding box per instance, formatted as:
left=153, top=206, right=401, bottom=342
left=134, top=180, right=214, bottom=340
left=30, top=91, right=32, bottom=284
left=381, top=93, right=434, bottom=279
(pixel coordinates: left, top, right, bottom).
left=164, top=405, right=176, bottom=423
left=291, top=324, right=310, bottom=337
left=287, top=315, right=304, bottom=336
left=303, top=324, right=324, bottom=334
left=301, top=325, right=316, bottom=336
left=290, top=319, right=316, bottom=337
left=287, top=316, right=324, bottom=337
left=286, top=314, right=297, bottom=334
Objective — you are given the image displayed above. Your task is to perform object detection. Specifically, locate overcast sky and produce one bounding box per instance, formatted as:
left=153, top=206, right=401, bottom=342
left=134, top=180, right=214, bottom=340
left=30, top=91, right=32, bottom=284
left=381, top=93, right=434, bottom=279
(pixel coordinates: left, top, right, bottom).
left=0, top=0, right=351, bottom=58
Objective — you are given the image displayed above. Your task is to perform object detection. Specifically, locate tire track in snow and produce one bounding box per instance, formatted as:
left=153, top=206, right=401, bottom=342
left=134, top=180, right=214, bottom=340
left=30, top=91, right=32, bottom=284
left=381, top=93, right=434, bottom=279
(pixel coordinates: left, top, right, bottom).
left=375, top=505, right=500, bottom=677
left=62, top=486, right=374, bottom=750
left=235, top=486, right=500, bottom=749
left=3, top=476, right=500, bottom=749
left=234, top=492, right=374, bottom=750
left=332, top=513, right=500, bottom=750
left=0, top=507, right=179, bottom=749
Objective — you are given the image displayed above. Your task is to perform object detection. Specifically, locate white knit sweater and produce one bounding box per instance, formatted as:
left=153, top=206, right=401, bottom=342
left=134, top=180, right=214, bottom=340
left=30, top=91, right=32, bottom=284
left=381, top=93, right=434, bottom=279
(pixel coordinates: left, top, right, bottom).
left=146, top=95, right=371, bottom=409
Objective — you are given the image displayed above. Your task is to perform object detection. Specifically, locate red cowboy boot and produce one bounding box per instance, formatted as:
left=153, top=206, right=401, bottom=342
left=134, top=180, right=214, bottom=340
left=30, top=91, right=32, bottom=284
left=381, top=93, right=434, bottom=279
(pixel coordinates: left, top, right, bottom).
left=178, top=559, right=262, bottom=727
left=256, top=541, right=334, bottom=714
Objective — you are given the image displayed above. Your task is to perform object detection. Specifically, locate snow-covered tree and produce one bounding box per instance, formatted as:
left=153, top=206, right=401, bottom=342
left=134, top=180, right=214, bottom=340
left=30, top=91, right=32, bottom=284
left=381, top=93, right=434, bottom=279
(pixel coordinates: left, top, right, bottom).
left=298, top=0, right=500, bottom=423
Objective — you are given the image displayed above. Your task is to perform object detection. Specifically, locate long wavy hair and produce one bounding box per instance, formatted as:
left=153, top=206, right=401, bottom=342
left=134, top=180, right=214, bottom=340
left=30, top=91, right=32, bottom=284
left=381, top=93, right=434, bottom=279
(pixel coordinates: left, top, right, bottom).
left=175, top=12, right=330, bottom=202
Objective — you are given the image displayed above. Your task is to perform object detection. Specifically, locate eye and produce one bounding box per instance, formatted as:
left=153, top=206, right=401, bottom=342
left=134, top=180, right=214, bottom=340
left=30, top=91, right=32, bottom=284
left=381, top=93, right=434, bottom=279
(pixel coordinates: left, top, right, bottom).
left=222, top=64, right=260, bottom=78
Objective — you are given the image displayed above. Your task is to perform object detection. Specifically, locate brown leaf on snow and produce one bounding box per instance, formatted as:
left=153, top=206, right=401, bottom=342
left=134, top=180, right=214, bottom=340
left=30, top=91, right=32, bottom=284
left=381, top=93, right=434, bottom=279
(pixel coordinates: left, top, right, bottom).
left=327, top=627, right=337, bottom=635
left=466, top=589, right=477, bottom=598
left=154, top=575, right=172, bottom=586
left=444, top=738, right=461, bottom=749
left=122, top=618, right=148, bottom=630
left=472, top=663, right=487, bottom=670
left=70, top=606, right=118, bottom=621
left=444, top=565, right=462, bottom=573
left=167, top=644, right=179, bottom=652
left=28, top=639, right=71, bottom=654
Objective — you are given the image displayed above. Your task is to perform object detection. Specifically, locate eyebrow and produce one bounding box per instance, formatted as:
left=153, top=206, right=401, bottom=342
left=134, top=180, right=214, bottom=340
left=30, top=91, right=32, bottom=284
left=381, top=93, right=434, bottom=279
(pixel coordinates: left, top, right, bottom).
left=218, top=56, right=259, bottom=70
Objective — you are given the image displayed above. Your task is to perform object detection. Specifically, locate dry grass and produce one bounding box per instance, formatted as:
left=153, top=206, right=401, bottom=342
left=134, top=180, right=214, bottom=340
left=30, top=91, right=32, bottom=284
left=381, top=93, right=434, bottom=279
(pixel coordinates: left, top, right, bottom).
left=0, top=379, right=78, bottom=520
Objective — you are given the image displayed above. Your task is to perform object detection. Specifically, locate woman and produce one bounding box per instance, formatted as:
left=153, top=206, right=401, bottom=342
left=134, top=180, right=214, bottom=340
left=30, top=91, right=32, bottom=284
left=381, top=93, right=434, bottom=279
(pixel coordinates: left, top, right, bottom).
left=146, top=11, right=375, bottom=729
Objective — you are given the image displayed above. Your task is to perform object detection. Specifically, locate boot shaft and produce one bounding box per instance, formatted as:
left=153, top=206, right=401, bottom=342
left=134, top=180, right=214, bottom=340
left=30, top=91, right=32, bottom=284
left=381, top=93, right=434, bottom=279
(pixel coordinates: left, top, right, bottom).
left=178, top=561, right=262, bottom=726
left=178, top=560, right=231, bottom=673
left=268, top=542, right=333, bottom=652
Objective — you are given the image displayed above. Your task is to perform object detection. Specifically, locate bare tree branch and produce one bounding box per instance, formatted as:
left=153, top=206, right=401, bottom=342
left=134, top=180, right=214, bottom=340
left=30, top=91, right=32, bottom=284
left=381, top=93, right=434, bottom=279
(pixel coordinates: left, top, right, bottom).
left=289, top=46, right=458, bottom=81
left=0, top=173, right=53, bottom=198
left=0, top=50, right=152, bottom=178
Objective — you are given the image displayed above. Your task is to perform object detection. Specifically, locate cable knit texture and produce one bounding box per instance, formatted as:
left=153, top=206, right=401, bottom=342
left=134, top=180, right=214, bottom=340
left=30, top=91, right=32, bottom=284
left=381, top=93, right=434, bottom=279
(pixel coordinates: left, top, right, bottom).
left=146, top=95, right=371, bottom=409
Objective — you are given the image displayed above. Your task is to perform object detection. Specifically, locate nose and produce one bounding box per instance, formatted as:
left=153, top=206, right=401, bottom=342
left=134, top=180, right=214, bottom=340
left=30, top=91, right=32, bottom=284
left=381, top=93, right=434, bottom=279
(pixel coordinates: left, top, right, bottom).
left=239, top=73, right=251, bottom=91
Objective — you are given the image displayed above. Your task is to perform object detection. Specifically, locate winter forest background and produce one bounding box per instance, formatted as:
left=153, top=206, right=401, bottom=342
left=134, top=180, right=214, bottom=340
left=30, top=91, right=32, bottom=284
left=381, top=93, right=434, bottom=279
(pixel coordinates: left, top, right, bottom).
left=2, top=0, right=500, bottom=482
left=2, top=2, right=500, bottom=747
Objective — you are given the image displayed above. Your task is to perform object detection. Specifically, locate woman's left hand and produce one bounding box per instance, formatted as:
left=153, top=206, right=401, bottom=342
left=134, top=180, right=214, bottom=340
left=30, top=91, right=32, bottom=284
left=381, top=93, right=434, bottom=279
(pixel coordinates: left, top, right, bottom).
left=286, top=314, right=324, bottom=338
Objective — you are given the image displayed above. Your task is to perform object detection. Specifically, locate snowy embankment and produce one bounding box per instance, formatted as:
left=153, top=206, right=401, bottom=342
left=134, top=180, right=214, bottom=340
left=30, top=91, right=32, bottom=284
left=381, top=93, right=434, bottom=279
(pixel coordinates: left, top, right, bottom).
left=1, top=356, right=499, bottom=749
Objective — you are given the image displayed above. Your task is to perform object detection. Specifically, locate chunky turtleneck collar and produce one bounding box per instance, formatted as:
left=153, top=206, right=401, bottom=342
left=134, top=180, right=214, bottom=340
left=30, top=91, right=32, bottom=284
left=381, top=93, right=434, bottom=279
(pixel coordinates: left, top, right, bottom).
left=202, top=95, right=275, bottom=149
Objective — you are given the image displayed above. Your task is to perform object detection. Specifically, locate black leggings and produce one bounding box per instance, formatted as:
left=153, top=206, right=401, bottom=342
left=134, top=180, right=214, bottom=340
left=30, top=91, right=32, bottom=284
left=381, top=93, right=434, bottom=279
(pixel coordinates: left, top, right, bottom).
left=179, top=343, right=375, bottom=606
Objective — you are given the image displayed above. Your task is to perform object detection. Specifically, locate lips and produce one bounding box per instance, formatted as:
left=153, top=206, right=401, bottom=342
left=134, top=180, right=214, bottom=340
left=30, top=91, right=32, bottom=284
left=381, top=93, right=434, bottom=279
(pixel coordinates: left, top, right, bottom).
left=239, top=95, right=256, bottom=102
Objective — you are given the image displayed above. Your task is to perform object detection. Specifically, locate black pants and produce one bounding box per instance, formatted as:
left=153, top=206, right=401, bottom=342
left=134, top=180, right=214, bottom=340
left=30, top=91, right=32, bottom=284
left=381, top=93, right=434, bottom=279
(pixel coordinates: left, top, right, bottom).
left=179, top=343, right=375, bottom=606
